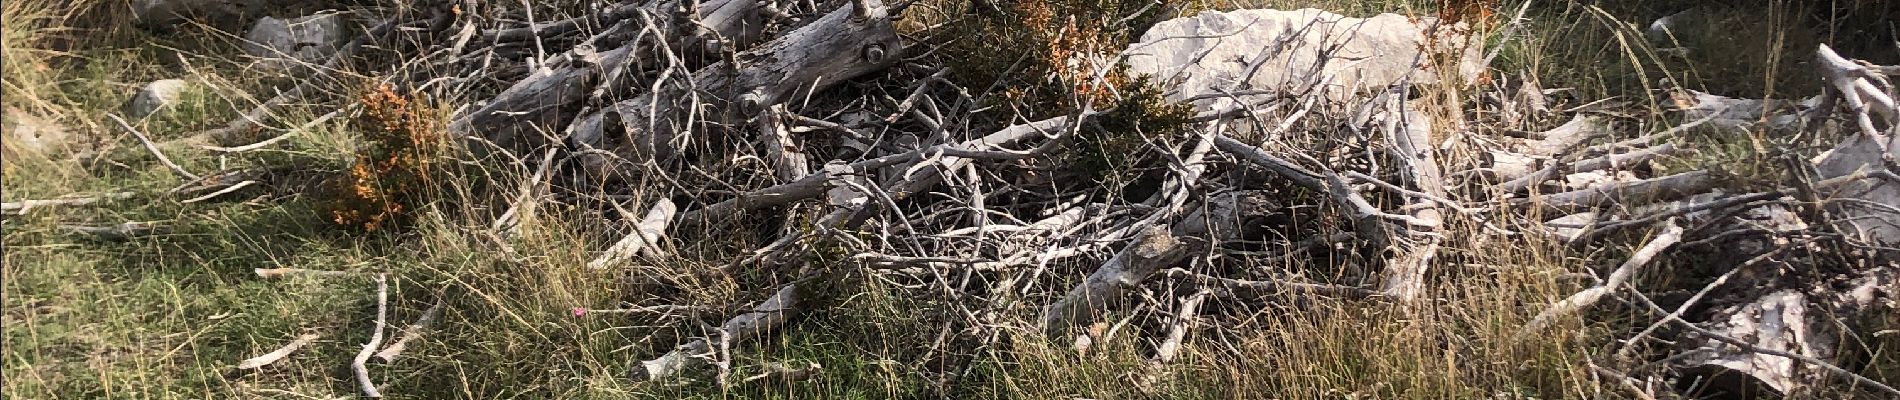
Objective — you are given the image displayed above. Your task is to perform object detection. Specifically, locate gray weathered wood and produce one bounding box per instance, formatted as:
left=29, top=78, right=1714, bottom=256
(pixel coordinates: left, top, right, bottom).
left=566, top=0, right=901, bottom=176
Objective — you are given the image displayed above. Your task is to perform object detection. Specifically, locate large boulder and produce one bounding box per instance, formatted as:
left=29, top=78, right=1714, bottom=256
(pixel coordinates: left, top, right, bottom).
left=242, top=13, right=350, bottom=73
left=1122, top=8, right=1483, bottom=110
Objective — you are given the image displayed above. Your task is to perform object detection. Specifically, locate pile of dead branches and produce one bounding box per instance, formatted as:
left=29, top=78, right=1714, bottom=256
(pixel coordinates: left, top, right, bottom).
left=82, top=0, right=1898, bottom=396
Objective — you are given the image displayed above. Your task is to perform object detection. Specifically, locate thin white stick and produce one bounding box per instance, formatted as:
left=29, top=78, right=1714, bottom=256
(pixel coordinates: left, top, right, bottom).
left=107, top=113, right=200, bottom=181
left=254, top=267, right=352, bottom=279
left=181, top=180, right=257, bottom=203
left=353, top=273, right=389, bottom=398
left=237, top=334, right=321, bottom=370
left=374, top=301, right=442, bottom=363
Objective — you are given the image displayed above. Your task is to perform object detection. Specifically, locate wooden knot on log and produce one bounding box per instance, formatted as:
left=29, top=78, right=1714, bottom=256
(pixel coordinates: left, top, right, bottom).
left=861, top=43, right=887, bottom=64
left=571, top=44, right=599, bottom=67
left=739, top=87, right=769, bottom=116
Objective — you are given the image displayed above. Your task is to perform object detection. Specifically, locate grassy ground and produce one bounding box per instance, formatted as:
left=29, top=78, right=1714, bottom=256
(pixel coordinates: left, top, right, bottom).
left=3, top=0, right=1894, bottom=398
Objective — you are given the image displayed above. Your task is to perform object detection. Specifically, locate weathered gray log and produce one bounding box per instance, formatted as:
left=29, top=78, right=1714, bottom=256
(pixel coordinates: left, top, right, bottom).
left=1376, top=104, right=1446, bottom=302
left=1516, top=170, right=1718, bottom=215
left=1041, top=191, right=1276, bottom=333
left=1497, top=143, right=1684, bottom=193
left=452, top=0, right=766, bottom=153
left=588, top=199, right=678, bottom=269
left=566, top=0, right=901, bottom=176
left=675, top=114, right=1078, bottom=230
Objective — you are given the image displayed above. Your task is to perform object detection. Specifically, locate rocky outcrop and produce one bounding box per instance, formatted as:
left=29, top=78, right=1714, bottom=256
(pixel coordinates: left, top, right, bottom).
left=1122, top=8, right=1483, bottom=110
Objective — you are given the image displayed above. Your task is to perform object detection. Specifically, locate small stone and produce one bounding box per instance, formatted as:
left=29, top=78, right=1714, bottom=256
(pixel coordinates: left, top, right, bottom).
left=126, top=79, right=189, bottom=119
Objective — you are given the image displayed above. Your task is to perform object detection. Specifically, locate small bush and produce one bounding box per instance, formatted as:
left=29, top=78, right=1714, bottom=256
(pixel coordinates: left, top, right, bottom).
left=327, top=84, right=446, bottom=231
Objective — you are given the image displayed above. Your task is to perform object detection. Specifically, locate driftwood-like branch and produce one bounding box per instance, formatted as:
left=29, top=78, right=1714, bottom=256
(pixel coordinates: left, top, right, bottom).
left=60, top=221, right=165, bottom=240
left=1515, top=222, right=1682, bottom=343
left=1517, top=170, right=1717, bottom=215
left=589, top=199, right=678, bottom=269
left=1816, top=44, right=1898, bottom=138
left=1042, top=191, right=1275, bottom=333
left=631, top=282, right=802, bottom=382
left=374, top=301, right=443, bottom=363
left=3, top=192, right=137, bottom=215
left=236, top=333, right=321, bottom=370
left=353, top=273, right=390, bottom=398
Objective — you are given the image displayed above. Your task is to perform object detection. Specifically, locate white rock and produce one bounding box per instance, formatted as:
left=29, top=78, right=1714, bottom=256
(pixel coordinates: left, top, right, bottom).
left=2, top=108, right=71, bottom=157
left=243, top=13, right=350, bottom=72
left=1122, top=8, right=1482, bottom=111
left=126, top=79, right=189, bottom=118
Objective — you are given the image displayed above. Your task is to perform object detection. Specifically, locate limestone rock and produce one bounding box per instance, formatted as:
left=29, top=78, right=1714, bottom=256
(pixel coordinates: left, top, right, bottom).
left=126, top=79, right=189, bottom=119
left=1122, top=8, right=1483, bottom=111
left=243, top=13, right=350, bottom=73
left=2, top=108, right=72, bottom=157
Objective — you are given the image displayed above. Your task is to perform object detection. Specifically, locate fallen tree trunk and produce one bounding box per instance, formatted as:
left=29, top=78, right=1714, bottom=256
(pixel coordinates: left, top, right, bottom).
left=1517, top=170, right=1718, bottom=216
left=1375, top=103, right=1446, bottom=302
left=675, top=114, right=1080, bottom=230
